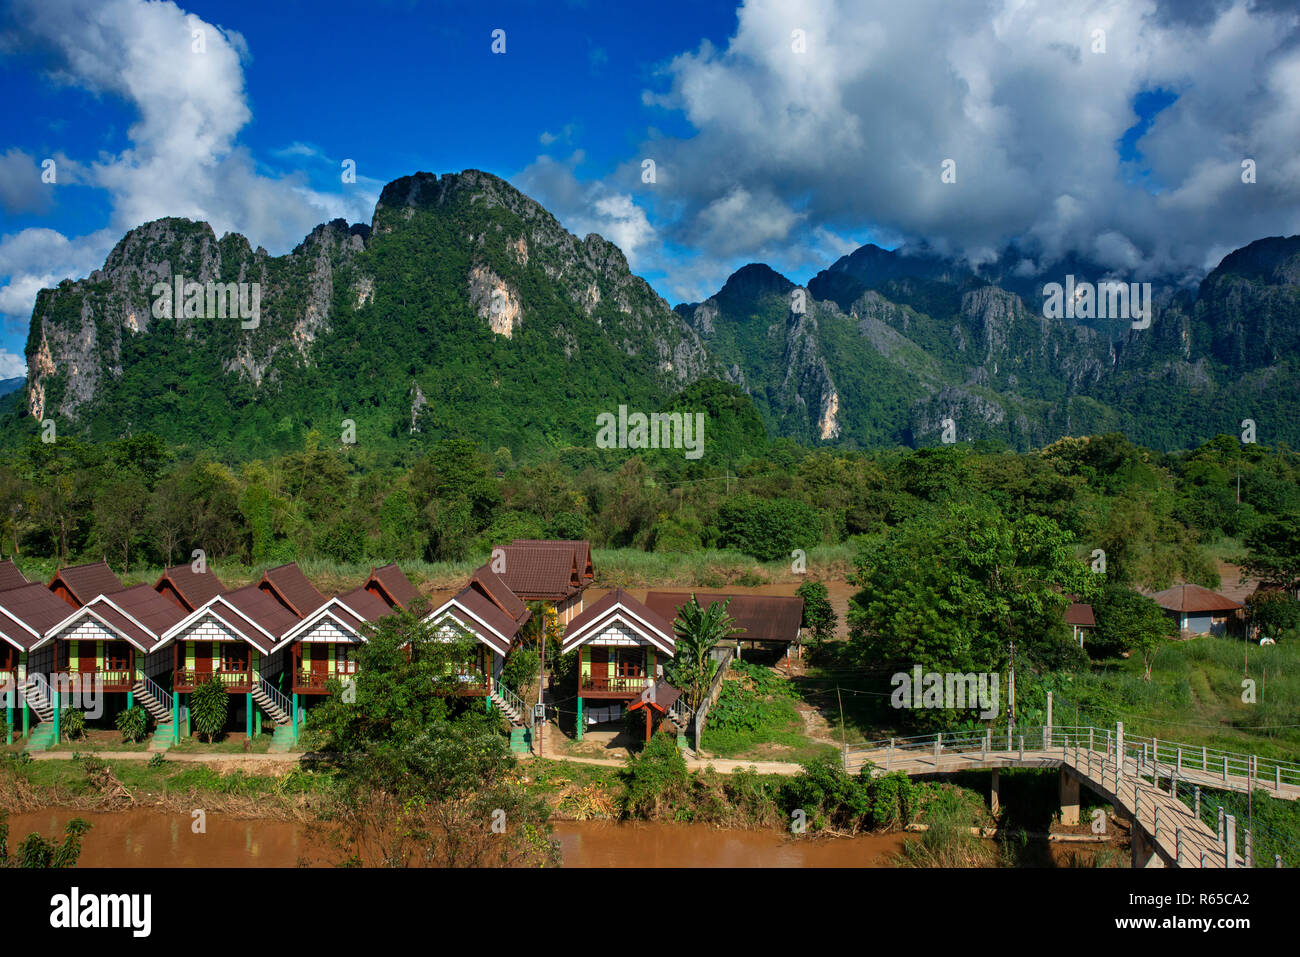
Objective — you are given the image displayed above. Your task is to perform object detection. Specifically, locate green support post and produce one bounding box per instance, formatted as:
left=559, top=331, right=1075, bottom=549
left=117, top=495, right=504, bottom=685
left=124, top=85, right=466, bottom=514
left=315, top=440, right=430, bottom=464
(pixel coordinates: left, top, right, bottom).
left=255, top=710, right=261, bottom=738
left=576, top=696, right=583, bottom=741
left=52, top=688, right=60, bottom=744
left=245, top=693, right=252, bottom=740
left=172, top=689, right=179, bottom=744
left=6, top=700, right=11, bottom=746
left=22, top=699, right=29, bottom=739
left=183, top=695, right=190, bottom=738
left=127, top=691, right=134, bottom=711
left=292, top=693, right=299, bottom=743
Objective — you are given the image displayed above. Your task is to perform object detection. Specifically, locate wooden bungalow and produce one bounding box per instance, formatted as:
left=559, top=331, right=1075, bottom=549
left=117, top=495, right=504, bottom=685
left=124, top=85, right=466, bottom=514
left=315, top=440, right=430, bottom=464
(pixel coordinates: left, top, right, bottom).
left=1149, top=584, right=1243, bottom=637
left=560, top=588, right=678, bottom=740
left=156, top=584, right=301, bottom=738
left=363, top=563, right=423, bottom=610
left=0, top=582, right=72, bottom=743
left=47, top=561, right=125, bottom=609
left=154, top=563, right=227, bottom=613
left=492, top=539, right=592, bottom=626
left=1066, top=600, right=1096, bottom=647
left=425, top=565, right=531, bottom=700
left=33, top=584, right=186, bottom=734
left=643, top=591, right=804, bottom=660
left=280, top=586, right=393, bottom=698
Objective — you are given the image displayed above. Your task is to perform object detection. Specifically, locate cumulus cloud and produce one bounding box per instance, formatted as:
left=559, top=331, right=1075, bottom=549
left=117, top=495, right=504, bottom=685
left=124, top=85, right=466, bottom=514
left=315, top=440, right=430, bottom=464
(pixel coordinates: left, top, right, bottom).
left=515, top=153, right=656, bottom=267
left=0, top=0, right=377, bottom=332
left=621, top=0, right=1300, bottom=287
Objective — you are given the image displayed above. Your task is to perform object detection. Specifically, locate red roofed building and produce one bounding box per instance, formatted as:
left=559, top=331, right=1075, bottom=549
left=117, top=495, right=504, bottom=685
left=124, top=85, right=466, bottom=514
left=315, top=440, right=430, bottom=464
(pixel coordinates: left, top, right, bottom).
left=282, top=586, right=395, bottom=699
left=48, top=561, right=126, bottom=609
left=425, top=565, right=531, bottom=711
left=0, top=582, right=79, bottom=739
left=561, top=588, right=681, bottom=740
left=1149, top=584, right=1243, bottom=637
left=154, top=563, right=227, bottom=612
left=1065, top=599, right=1096, bottom=647
left=491, top=540, right=592, bottom=625
left=0, top=559, right=30, bottom=592
left=643, top=591, right=804, bottom=659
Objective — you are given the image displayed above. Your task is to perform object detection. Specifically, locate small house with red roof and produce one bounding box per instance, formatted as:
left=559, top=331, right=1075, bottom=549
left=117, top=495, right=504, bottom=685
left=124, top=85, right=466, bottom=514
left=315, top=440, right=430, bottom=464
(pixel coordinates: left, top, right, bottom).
left=492, top=539, right=593, bottom=626
left=1150, top=583, right=1243, bottom=637
left=47, top=561, right=125, bottom=609
left=363, top=563, right=423, bottom=610
left=425, top=564, right=531, bottom=701
left=154, top=563, right=227, bottom=613
left=561, top=588, right=679, bottom=739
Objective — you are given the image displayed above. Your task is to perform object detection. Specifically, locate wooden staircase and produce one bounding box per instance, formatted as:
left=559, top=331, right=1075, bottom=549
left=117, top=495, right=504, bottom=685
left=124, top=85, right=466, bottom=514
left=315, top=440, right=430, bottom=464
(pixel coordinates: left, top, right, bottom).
left=132, top=679, right=172, bottom=724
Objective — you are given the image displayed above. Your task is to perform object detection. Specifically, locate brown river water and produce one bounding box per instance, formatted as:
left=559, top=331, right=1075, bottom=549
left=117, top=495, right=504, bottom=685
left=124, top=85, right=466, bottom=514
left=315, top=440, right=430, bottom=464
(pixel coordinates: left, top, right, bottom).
left=5, top=808, right=907, bottom=867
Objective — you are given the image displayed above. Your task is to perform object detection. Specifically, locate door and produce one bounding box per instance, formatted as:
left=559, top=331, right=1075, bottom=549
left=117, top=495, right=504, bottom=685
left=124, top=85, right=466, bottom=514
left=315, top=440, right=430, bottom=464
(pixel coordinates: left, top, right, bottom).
left=311, top=645, right=329, bottom=688
left=589, top=647, right=607, bottom=691
left=78, top=640, right=98, bottom=674
left=193, top=642, right=212, bottom=675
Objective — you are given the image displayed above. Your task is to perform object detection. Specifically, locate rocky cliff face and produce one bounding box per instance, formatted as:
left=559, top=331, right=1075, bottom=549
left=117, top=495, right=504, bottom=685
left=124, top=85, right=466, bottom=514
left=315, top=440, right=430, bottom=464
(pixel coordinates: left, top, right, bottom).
left=21, top=170, right=720, bottom=455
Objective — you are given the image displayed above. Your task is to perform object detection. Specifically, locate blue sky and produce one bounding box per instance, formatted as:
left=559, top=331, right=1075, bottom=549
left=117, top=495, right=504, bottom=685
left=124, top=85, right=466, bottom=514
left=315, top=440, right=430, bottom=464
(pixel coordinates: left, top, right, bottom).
left=2, top=0, right=1299, bottom=379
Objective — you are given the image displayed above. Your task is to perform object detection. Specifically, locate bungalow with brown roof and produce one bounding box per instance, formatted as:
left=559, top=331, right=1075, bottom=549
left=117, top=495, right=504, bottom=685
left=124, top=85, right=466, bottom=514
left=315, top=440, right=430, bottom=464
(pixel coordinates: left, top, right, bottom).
left=156, top=584, right=302, bottom=741
left=1150, top=584, right=1243, bottom=637
left=0, top=581, right=73, bottom=744
left=492, top=539, right=592, bottom=626
left=425, top=565, right=531, bottom=717
left=281, top=586, right=393, bottom=701
left=47, top=561, right=125, bottom=609
left=257, top=562, right=329, bottom=618
left=1066, top=600, right=1096, bottom=647
left=154, top=563, right=227, bottom=612
left=32, top=585, right=188, bottom=738
left=561, top=588, right=679, bottom=740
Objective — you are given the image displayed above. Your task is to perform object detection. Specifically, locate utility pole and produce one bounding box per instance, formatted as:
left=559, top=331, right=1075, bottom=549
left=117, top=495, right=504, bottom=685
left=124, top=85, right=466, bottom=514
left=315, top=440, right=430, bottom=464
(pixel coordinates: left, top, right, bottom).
left=1007, top=640, right=1015, bottom=740
left=836, top=686, right=847, bottom=767
left=537, top=612, right=546, bottom=758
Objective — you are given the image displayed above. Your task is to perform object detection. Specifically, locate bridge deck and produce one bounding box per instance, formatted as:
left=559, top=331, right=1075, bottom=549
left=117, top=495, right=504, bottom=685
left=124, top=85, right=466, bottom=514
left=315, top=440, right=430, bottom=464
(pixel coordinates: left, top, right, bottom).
left=845, top=743, right=1283, bottom=868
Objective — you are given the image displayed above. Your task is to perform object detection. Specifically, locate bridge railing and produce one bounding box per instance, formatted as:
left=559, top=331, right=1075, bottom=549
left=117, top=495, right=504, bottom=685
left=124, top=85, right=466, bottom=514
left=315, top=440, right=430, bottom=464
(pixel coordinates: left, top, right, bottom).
left=847, top=723, right=1300, bottom=791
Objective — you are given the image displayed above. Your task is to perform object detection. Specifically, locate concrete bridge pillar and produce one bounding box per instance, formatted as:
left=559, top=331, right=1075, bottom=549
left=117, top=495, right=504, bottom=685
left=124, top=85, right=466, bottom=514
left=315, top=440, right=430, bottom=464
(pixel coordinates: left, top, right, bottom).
left=1130, top=823, right=1162, bottom=868
left=1059, top=768, right=1080, bottom=825
left=990, top=768, right=1001, bottom=816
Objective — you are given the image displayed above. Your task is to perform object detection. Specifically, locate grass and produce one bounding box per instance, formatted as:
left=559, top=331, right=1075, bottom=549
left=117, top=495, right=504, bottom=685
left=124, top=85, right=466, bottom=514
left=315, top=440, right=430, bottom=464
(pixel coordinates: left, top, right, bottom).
left=699, top=661, right=840, bottom=763
left=167, top=731, right=273, bottom=754
left=1056, top=635, right=1300, bottom=764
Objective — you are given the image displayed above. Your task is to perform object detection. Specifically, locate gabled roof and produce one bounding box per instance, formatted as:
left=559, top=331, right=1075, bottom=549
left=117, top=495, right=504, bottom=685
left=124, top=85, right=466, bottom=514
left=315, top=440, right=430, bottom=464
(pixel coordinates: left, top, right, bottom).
left=257, top=563, right=328, bottom=618
left=1065, top=602, right=1096, bottom=627
left=0, top=583, right=73, bottom=651
left=363, top=564, right=422, bottom=609
left=160, top=584, right=301, bottom=654
left=626, top=680, right=682, bottom=714
left=561, top=588, right=677, bottom=656
left=154, top=564, right=227, bottom=612
left=48, top=561, right=125, bottom=607
left=642, top=591, right=804, bottom=643
left=426, top=566, right=531, bottom=657
left=512, top=539, right=594, bottom=581
left=0, top=560, right=29, bottom=592
left=1150, top=584, right=1243, bottom=614
left=491, top=541, right=587, bottom=600
left=39, top=584, right=188, bottom=654
left=278, top=586, right=396, bottom=647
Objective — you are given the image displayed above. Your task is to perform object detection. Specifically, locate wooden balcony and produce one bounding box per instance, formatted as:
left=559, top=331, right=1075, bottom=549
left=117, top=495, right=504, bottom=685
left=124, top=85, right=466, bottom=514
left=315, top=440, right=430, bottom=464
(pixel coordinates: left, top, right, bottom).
left=292, top=669, right=357, bottom=695
left=430, top=671, right=490, bottom=696
left=173, top=668, right=252, bottom=693
left=579, top=674, right=650, bottom=697
left=89, top=666, right=135, bottom=692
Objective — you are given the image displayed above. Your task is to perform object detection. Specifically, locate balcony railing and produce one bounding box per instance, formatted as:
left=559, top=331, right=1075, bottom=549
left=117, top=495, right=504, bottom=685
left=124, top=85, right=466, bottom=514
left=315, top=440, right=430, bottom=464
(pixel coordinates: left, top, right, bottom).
left=293, top=670, right=338, bottom=694
left=580, top=674, right=650, bottom=694
left=173, top=668, right=252, bottom=693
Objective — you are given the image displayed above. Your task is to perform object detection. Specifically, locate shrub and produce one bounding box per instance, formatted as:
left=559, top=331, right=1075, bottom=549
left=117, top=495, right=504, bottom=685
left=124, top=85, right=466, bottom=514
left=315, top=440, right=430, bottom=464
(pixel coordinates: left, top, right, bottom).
left=620, top=732, right=688, bottom=819
left=115, top=705, right=149, bottom=744
left=189, top=678, right=230, bottom=743
left=60, top=709, right=85, bottom=741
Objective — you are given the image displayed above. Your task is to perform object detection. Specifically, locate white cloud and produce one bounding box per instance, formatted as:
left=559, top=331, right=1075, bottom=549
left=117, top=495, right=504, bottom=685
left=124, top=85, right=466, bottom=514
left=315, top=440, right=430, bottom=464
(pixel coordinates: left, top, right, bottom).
left=623, top=0, right=1300, bottom=287
left=0, top=0, right=377, bottom=330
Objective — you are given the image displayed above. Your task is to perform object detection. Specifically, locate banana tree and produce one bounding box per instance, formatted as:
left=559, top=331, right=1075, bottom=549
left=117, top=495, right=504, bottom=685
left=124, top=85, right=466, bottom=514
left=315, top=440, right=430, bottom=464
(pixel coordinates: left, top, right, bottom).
left=666, top=595, right=741, bottom=710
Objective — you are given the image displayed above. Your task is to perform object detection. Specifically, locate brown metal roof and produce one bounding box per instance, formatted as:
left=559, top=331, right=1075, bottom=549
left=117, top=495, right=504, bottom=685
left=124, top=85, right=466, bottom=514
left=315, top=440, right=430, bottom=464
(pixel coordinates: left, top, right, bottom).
left=626, top=680, right=682, bottom=714
left=59, top=585, right=190, bottom=652
left=643, top=591, right=804, bottom=643
left=0, top=583, right=80, bottom=649
left=211, top=584, right=303, bottom=652
left=258, top=563, right=328, bottom=618
left=562, top=588, right=677, bottom=654
left=49, top=561, right=125, bottom=606
left=1149, top=584, right=1243, bottom=614
left=439, top=575, right=531, bottom=656
left=492, top=541, right=585, bottom=600
left=0, top=560, right=29, bottom=592
left=364, top=563, right=422, bottom=609
left=338, top=586, right=396, bottom=624
left=1065, top=602, right=1096, bottom=627
left=512, top=540, right=594, bottom=580
left=154, top=564, right=227, bottom=611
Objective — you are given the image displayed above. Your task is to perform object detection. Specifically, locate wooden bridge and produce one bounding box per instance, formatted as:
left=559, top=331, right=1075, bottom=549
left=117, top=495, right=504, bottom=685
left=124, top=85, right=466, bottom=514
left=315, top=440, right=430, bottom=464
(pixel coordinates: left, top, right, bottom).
left=844, top=722, right=1300, bottom=869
